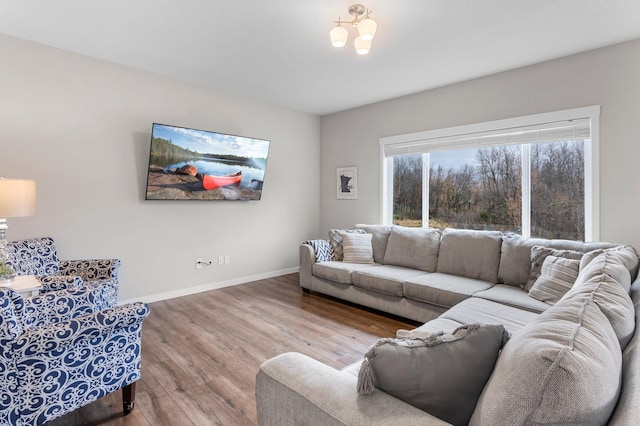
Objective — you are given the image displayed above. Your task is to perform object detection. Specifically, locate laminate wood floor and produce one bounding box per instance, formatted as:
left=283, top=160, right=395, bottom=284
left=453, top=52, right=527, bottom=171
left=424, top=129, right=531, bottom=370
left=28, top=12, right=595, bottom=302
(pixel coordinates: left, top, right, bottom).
left=48, top=273, right=418, bottom=425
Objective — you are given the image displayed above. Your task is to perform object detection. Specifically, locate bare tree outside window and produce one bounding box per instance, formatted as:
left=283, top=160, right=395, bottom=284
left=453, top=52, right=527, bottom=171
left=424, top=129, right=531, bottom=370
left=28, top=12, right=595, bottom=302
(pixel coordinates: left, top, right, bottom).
left=391, top=140, right=585, bottom=240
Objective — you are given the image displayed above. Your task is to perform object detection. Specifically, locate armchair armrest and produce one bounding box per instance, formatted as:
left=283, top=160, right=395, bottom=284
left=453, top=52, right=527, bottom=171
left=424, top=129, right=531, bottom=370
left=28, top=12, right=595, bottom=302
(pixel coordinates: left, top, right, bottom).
left=36, top=275, right=83, bottom=293
left=59, top=258, right=121, bottom=282
left=13, top=302, right=150, bottom=357
left=23, top=280, right=118, bottom=328
left=256, top=352, right=450, bottom=426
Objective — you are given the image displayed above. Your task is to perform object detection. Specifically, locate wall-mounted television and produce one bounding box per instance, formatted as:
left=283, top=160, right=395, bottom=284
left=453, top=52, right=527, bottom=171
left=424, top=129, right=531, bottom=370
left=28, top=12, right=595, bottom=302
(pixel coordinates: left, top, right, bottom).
left=145, top=123, right=270, bottom=201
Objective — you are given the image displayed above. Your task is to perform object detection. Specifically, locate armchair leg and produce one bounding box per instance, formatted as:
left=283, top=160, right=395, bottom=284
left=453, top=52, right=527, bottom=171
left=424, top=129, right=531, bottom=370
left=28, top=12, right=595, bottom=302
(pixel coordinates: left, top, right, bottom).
left=122, top=382, right=136, bottom=415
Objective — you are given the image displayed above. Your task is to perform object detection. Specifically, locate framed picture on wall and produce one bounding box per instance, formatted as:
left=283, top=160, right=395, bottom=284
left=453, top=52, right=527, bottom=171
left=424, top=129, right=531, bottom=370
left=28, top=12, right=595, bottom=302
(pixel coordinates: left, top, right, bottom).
left=337, top=166, right=358, bottom=200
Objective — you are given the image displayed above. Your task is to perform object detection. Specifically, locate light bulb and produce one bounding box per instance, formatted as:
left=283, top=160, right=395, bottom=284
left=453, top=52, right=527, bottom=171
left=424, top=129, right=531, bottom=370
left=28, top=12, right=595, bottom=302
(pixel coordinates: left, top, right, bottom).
left=358, top=17, right=377, bottom=41
left=330, top=24, right=348, bottom=48
left=354, top=36, right=371, bottom=55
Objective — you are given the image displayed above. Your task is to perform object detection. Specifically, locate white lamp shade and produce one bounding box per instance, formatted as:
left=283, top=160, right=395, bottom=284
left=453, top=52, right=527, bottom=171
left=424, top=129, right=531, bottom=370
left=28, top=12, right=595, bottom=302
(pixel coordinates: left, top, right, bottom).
left=358, top=17, right=377, bottom=41
left=0, top=179, right=36, bottom=218
left=330, top=24, right=349, bottom=47
left=354, top=36, right=372, bottom=55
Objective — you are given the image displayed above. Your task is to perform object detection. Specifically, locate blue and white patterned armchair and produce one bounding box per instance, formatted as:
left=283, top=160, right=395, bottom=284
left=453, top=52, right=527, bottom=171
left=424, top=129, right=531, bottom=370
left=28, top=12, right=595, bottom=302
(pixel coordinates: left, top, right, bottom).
left=0, top=286, right=149, bottom=424
left=6, top=237, right=121, bottom=309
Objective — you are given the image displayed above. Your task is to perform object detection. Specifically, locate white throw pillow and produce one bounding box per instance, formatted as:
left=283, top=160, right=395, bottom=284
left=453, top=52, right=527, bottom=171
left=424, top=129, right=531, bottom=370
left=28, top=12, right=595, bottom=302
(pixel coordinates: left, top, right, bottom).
left=528, top=255, right=580, bottom=305
left=341, top=232, right=374, bottom=264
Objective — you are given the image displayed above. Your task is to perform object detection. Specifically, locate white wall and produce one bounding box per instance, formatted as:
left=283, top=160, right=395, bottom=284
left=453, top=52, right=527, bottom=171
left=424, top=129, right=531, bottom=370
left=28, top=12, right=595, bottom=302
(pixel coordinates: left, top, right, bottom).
left=0, top=34, right=320, bottom=302
left=320, top=38, right=640, bottom=250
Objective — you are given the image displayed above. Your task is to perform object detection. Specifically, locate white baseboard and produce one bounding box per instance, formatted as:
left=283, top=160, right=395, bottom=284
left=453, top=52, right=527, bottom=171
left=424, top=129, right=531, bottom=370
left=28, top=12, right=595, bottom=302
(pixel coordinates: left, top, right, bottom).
left=118, top=267, right=299, bottom=305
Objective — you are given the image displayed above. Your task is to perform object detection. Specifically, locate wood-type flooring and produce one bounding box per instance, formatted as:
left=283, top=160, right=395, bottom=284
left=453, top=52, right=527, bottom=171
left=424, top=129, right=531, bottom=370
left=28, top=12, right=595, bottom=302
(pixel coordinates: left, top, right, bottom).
left=47, top=273, right=417, bottom=425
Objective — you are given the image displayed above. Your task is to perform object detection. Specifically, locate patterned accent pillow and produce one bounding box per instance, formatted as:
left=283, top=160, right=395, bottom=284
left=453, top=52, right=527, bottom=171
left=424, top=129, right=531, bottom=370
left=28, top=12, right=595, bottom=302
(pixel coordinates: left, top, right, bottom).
left=341, top=232, right=374, bottom=264
left=524, top=246, right=583, bottom=292
left=328, top=229, right=365, bottom=261
left=358, top=324, right=508, bottom=426
left=304, top=240, right=335, bottom=262
left=528, top=256, right=580, bottom=305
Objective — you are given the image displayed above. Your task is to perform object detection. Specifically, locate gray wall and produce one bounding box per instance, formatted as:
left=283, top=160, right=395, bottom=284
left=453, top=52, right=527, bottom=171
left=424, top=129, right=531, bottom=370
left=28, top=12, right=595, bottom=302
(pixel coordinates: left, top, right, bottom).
left=320, top=38, right=640, bottom=251
left=0, top=34, right=320, bottom=302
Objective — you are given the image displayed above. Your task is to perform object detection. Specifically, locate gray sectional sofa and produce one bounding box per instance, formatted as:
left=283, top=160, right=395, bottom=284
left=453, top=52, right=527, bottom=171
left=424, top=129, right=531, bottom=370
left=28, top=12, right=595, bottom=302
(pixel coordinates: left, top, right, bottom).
left=256, top=225, right=640, bottom=425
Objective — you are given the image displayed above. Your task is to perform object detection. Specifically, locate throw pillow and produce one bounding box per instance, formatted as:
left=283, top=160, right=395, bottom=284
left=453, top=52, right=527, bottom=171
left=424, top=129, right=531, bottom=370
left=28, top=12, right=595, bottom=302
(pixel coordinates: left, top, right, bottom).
left=341, top=232, right=374, bottom=264
left=328, top=228, right=366, bottom=261
left=524, top=246, right=583, bottom=292
left=303, top=240, right=335, bottom=262
left=357, top=323, right=508, bottom=426
left=528, top=255, right=580, bottom=305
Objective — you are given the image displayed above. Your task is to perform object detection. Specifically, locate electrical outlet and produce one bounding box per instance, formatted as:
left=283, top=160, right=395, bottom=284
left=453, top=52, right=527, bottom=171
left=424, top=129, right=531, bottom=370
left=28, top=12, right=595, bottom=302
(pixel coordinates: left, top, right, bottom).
left=224, top=255, right=230, bottom=264
left=218, top=256, right=224, bottom=265
left=195, top=258, right=203, bottom=269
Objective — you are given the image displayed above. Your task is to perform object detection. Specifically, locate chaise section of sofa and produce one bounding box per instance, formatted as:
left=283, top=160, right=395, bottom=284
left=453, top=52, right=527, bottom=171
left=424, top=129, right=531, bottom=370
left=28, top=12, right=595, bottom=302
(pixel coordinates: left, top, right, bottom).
left=256, top=352, right=451, bottom=426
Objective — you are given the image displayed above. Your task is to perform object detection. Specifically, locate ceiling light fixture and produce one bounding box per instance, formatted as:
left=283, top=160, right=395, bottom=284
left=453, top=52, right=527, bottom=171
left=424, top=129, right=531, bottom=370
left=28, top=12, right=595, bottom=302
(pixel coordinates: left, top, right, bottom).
left=330, top=4, right=377, bottom=55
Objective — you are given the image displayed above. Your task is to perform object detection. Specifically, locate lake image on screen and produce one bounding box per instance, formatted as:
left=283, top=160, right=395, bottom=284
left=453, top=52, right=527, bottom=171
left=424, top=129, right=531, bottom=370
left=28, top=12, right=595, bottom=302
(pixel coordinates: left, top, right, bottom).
left=145, top=124, right=270, bottom=201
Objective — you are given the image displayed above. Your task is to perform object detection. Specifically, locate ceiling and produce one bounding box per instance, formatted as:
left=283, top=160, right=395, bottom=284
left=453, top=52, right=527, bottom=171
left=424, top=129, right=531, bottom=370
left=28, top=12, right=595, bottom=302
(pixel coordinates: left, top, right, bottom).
left=1, top=0, right=640, bottom=115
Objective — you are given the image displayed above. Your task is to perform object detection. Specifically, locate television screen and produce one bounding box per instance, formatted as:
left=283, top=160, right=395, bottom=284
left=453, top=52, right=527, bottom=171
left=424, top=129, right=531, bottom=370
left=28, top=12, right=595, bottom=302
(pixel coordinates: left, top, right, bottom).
left=145, top=123, right=270, bottom=201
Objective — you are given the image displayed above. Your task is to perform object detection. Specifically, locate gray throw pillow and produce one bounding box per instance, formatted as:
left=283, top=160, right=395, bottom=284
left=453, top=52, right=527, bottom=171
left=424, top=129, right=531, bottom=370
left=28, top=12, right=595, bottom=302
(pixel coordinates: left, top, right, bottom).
left=357, top=323, right=508, bottom=426
left=524, top=246, right=583, bottom=292
left=528, top=255, right=580, bottom=305
left=328, top=228, right=366, bottom=261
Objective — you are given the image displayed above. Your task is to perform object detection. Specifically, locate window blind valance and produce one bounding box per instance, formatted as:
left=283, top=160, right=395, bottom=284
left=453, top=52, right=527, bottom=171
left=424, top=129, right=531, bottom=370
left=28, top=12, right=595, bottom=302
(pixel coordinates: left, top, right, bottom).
left=383, top=118, right=591, bottom=158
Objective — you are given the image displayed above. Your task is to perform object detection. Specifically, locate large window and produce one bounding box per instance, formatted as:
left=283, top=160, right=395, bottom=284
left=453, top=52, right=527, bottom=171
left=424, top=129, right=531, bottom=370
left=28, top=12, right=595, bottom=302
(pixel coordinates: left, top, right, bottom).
left=381, top=107, right=599, bottom=241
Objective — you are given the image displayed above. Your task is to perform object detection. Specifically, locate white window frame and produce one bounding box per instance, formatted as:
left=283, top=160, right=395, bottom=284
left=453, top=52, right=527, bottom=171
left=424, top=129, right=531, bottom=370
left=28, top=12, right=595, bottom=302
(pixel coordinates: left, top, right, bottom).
left=379, top=106, right=600, bottom=241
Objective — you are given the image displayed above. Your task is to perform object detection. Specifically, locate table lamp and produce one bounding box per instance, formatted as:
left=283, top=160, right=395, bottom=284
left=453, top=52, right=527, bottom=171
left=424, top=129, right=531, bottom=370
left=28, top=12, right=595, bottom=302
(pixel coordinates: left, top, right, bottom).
left=0, top=178, right=36, bottom=283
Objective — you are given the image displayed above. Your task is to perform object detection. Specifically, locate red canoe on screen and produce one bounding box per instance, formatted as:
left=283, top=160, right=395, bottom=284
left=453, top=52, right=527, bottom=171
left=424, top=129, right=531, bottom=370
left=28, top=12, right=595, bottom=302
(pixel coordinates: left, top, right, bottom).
left=202, top=171, right=242, bottom=190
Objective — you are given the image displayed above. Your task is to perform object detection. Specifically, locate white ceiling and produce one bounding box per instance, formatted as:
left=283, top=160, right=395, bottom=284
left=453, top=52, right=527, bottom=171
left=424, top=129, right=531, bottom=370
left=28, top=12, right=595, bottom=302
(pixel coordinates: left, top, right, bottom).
left=1, top=0, right=640, bottom=115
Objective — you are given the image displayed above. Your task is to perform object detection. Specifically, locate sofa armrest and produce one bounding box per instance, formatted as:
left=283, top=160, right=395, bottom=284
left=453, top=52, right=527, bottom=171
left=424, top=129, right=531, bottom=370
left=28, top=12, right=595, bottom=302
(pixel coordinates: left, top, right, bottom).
left=256, top=352, right=451, bottom=426
left=13, top=302, right=149, bottom=358
left=37, top=275, right=83, bottom=293
left=299, top=244, right=315, bottom=291
left=59, top=258, right=121, bottom=282
left=23, top=280, right=118, bottom=328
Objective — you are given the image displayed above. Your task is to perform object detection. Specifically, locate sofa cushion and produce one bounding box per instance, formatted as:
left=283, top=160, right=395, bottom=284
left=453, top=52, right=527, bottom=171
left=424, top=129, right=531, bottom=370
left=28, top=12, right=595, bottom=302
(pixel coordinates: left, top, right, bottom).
left=405, top=317, right=464, bottom=335
left=580, top=245, right=639, bottom=291
left=473, top=284, right=551, bottom=314
left=608, top=277, right=640, bottom=424
left=403, top=273, right=493, bottom=308
left=470, top=297, right=622, bottom=426
left=383, top=226, right=440, bottom=272
left=355, top=224, right=392, bottom=264
left=352, top=265, right=426, bottom=297
left=440, top=297, right=540, bottom=336
left=497, top=233, right=616, bottom=288
left=328, top=228, right=365, bottom=261
left=524, top=246, right=583, bottom=291
left=436, top=229, right=503, bottom=283
left=341, top=232, right=374, bottom=264
left=312, top=261, right=376, bottom=284
left=568, top=251, right=635, bottom=349
left=528, top=255, right=580, bottom=305
left=358, top=323, right=507, bottom=426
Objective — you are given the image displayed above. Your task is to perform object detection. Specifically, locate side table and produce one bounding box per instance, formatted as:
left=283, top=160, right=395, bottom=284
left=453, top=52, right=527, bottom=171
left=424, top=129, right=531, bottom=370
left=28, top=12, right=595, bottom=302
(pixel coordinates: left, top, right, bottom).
left=2, top=275, right=42, bottom=298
